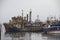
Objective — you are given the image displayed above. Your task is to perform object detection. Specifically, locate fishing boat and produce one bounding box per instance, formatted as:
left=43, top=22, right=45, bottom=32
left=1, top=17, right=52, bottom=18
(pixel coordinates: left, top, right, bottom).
left=42, top=21, right=60, bottom=34
left=3, top=10, right=42, bottom=32
left=3, top=15, right=27, bottom=32
left=47, top=26, right=60, bottom=34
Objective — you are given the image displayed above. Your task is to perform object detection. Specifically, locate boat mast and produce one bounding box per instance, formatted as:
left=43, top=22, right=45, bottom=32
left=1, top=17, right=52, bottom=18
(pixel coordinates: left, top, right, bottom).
left=29, top=9, right=32, bottom=23
left=22, top=9, right=24, bottom=29
left=27, top=14, right=28, bottom=22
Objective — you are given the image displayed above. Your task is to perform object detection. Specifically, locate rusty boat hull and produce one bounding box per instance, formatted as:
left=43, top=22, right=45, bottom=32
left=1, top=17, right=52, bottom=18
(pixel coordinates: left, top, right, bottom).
left=3, top=23, right=22, bottom=32
left=3, top=23, right=42, bottom=32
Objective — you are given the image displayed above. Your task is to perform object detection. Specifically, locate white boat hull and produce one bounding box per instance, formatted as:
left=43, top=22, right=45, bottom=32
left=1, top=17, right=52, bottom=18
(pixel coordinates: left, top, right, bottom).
left=47, top=30, right=60, bottom=34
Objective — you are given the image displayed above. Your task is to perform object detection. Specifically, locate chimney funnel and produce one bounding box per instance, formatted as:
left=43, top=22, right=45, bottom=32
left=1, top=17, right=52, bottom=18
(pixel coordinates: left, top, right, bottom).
left=27, top=14, right=28, bottom=22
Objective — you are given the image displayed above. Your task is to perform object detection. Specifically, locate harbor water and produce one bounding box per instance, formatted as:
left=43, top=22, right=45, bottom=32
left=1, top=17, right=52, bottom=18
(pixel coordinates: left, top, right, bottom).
left=1, top=25, right=60, bottom=40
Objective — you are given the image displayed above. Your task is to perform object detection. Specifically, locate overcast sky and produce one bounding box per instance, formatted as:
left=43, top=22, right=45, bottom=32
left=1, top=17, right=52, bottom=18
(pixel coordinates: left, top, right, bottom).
left=0, top=0, right=60, bottom=23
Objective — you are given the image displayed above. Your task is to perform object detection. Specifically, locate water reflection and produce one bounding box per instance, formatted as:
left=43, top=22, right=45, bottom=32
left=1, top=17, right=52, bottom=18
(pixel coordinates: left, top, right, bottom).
left=3, top=32, right=60, bottom=40
left=41, top=33, right=60, bottom=40
left=5, top=32, right=31, bottom=40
